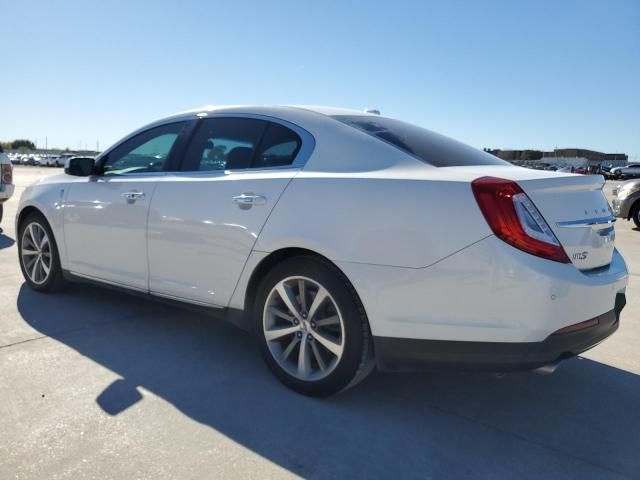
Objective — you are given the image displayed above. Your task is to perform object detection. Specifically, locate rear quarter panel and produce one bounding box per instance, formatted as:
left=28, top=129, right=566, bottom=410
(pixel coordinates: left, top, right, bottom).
left=254, top=172, right=492, bottom=268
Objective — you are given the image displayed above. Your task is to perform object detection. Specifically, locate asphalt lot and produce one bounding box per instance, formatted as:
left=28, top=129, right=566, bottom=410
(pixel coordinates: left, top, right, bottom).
left=1, top=166, right=638, bottom=480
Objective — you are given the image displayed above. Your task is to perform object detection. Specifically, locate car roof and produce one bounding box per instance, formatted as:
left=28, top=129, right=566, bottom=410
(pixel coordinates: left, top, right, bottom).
left=113, top=105, right=384, bottom=157
left=176, top=104, right=378, bottom=118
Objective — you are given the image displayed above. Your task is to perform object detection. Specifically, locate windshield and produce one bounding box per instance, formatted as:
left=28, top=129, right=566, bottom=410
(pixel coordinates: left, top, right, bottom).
left=331, top=115, right=508, bottom=167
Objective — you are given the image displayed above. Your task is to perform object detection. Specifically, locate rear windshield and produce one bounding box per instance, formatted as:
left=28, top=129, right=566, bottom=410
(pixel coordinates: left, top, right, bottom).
left=331, top=115, right=508, bottom=167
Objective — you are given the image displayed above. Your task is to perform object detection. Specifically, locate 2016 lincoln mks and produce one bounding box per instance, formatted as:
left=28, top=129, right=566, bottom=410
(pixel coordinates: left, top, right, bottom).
left=16, top=106, right=628, bottom=396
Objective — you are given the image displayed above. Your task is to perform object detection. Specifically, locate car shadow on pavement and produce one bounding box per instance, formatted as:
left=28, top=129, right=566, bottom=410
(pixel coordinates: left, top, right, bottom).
left=16, top=283, right=640, bottom=479
left=0, top=233, right=15, bottom=249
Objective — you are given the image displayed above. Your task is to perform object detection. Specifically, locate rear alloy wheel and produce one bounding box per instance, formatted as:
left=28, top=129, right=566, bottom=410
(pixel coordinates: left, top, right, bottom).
left=256, top=257, right=373, bottom=396
left=264, top=276, right=345, bottom=382
left=18, top=213, right=66, bottom=292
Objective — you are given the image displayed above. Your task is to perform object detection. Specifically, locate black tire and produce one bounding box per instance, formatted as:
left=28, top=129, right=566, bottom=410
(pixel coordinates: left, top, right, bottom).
left=254, top=256, right=374, bottom=397
left=0, top=203, right=3, bottom=224
left=17, top=212, right=67, bottom=292
left=632, top=202, right=640, bottom=229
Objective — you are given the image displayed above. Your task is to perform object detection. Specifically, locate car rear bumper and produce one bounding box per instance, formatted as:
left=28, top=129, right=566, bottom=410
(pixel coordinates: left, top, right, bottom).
left=338, top=236, right=628, bottom=344
left=374, top=292, right=626, bottom=372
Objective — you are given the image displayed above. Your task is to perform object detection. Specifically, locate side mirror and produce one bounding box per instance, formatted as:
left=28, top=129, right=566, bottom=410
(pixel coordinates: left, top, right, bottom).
left=65, top=157, right=96, bottom=177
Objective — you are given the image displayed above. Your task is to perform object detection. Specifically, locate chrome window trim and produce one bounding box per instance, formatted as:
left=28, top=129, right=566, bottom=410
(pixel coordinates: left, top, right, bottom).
left=98, top=171, right=169, bottom=179
left=165, top=168, right=300, bottom=181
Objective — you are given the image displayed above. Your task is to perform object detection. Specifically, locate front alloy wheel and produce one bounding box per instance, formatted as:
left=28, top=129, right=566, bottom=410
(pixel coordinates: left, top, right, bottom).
left=18, top=213, right=66, bottom=292
left=21, top=222, right=52, bottom=285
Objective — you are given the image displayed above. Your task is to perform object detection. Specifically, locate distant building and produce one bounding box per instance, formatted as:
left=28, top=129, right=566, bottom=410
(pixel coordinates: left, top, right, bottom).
left=484, top=148, right=627, bottom=168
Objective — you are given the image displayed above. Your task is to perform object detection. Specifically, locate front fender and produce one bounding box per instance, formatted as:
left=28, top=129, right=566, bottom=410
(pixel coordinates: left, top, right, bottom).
left=16, top=183, right=68, bottom=269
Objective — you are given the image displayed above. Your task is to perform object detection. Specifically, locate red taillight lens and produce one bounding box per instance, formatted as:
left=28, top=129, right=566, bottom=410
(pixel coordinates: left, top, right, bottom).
left=1, top=164, right=11, bottom=184
left=471, top=176, right=570, bottom=263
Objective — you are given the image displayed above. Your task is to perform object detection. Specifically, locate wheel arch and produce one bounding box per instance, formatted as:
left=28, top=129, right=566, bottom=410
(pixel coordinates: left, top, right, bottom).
left=16, top=205, right=62, bottom=260
left=16, top=205, right=47, bottom=231
left=242, top=247, right=369, bottom=326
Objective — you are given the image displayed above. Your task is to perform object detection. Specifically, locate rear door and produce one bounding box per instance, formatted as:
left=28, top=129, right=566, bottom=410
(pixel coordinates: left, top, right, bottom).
left=147, top=116, right=312, bottom=306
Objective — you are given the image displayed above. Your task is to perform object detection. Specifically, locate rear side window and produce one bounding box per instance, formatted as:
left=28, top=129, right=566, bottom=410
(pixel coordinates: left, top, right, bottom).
left=331, top=115, right=508, bottom=167
left=253, top=123, right=301, bottom=169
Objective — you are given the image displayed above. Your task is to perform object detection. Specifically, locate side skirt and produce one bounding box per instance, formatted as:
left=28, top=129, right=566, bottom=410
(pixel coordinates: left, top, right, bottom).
left=62, top=270, right=252, bottom=331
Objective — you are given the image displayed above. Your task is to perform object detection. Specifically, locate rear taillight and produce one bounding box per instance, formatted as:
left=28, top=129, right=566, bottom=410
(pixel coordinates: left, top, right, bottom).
left=1, top=164, right=11, bottom=184
left=471, top=176, right=570, bottom=263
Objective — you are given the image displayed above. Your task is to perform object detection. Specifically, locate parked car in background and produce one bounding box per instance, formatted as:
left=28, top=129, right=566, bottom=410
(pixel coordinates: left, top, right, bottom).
left=610, top=164, right=640, bottom=179
left=22, top=156, right=40, bottom=166
left=41, top=155, right=63, bottom=167
left=612, top=179, right=640, bottom=229
left=0, top=146, right=15, bottom=225
left=56, top=154, right=75, bottom=167
left=15, top=105, right=628, bottom=396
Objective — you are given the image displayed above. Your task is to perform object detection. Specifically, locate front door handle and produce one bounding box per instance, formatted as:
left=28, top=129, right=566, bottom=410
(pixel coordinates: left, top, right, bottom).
left=121, top=191, right=145, bottom=202
left=233, top=193, right=267, bottom=208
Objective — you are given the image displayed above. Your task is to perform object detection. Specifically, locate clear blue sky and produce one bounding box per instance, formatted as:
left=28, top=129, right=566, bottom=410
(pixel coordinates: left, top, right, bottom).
left=1, top=0, right=638, bottom=159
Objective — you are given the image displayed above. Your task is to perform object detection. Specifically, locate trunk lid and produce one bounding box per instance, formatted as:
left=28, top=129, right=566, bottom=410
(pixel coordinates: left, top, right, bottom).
left=516, top=174, right=614, bottom=270
left=440, top=166, right=615, bottom=270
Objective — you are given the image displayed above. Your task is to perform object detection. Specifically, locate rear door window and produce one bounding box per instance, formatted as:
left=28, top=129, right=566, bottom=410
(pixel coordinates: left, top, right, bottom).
left=181, top=118, right=303, bottom=171
left=181, top=117, right=266, bottom=171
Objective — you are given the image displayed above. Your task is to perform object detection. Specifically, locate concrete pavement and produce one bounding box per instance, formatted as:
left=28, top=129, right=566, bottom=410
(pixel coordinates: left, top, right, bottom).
left=1, top=166, right=639, bottom=479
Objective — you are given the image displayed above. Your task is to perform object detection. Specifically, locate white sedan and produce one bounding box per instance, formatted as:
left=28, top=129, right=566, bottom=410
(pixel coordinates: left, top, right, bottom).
left=15, top=106, right=628, bottom=396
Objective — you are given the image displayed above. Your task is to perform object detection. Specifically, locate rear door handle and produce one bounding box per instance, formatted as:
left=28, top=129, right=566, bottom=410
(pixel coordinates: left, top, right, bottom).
left=121, top=191, right=145, bottom=202
left=233, top=193, right=267, bottom=207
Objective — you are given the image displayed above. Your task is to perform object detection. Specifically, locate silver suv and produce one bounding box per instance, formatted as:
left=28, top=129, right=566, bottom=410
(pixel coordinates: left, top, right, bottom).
left=0, top=146, right=15, bottom=224
left=612, top=179, right=640, bottom=229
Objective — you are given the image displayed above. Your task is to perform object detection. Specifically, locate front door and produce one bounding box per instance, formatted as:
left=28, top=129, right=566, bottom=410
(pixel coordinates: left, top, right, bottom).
left=63, top=122, right=187, bottom=289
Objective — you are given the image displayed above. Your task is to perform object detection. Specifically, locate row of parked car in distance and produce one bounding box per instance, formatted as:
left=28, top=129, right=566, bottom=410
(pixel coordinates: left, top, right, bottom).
left=527, top=163, right=640, bottom=179
left=7, top=153, right=76, bottom=167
